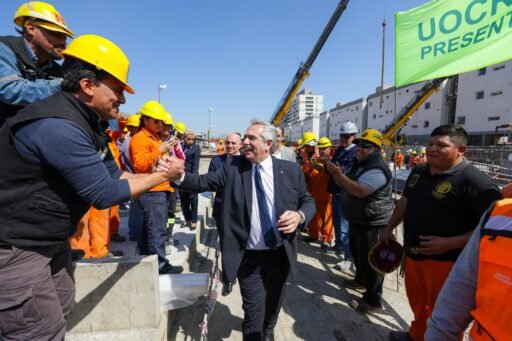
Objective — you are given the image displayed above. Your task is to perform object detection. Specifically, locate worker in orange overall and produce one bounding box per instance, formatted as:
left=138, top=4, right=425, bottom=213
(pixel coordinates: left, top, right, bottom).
left=130, top=100, right=182, bottom=274
left=69, top=119, right=126, bottom=258
left=418, top=149, right=427, bottom=164
left=217, top=139, right=225, bottom=155
left=304, top=137, right=334, bottom=249
left=394, top=150, right=404, bottom=169
left=409, top=150, right=421, bottom=170
left=107, top=122, right=125, bottom=243
left=300, top=131, right=319, bottom=172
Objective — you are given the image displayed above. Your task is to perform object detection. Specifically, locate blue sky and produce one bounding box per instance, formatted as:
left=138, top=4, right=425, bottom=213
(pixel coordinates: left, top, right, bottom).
left=2, top=0, right=429, bottom=137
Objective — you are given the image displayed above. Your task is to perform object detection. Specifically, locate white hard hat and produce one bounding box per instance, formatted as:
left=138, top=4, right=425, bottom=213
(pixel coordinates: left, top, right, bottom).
left=338, top=121, right=359, bottom=134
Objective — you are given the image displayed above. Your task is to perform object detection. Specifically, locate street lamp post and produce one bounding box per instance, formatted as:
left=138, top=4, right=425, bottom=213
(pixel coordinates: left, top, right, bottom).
left=208, top=106, right=213, bottom=146
left=158, top=83, right=167, bottom=103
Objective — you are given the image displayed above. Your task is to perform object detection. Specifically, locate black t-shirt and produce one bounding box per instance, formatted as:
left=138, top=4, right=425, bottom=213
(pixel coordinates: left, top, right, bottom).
left=403, top=160, right=502, bottom=261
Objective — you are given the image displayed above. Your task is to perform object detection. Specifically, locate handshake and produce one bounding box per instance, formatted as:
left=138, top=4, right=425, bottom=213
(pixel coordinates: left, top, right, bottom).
left=154, top=155, right=185, bottom=182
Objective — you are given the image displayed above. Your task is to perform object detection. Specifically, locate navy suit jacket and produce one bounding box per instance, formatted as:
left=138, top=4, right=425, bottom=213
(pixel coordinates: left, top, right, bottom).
left=208, top=154, right=230, bottom=226
left=178, top=155, right=315, bottom=283
left=182, top=143, right=201, bottom=174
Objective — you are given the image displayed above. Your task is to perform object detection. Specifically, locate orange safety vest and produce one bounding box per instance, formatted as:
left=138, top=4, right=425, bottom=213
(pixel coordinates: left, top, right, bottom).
left=469, top=198, right=512, bottom=340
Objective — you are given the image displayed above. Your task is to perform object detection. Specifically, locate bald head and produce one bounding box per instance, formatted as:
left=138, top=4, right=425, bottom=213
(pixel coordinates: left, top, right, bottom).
left=225, top=132, right=242, bottom=156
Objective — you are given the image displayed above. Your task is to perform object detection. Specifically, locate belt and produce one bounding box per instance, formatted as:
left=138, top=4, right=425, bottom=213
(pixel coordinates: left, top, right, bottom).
left=245, top=245, right=284, bottom=253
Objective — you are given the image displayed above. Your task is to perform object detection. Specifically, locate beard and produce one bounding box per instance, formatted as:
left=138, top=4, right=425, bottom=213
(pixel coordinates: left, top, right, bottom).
left=49, top=46, right=65, bottom=60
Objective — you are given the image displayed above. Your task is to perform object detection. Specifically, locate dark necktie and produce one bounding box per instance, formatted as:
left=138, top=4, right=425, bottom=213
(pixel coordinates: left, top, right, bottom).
left=254, top=165, right=277, bottom=248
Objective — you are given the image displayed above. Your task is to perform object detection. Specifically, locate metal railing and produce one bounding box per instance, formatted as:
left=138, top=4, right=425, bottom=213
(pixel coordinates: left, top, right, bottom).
left=382, top=145, right=512, bottom=187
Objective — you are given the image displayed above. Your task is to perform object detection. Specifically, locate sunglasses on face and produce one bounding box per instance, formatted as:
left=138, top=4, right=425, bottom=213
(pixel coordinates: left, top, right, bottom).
left=151, top=118, right=164, bottom=125
left=339, top=134, right=353, bottom=139
left=356, top=143, right=375, bottom=149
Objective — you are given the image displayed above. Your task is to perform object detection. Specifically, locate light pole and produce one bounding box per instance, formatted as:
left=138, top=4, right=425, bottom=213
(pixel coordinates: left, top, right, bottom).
left=208, top=106, right=213, bottom=146
left=158, top=83, right=167, bottom=103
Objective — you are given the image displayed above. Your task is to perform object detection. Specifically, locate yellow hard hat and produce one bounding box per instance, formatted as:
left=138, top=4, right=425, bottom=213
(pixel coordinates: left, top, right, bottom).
left=14, top=2, right=74, bottom=38
left=123, top=127, right=128, bottom=133
left=421, top=148, right=426, bottom=154
left=317, top=137, right=332, bottom=148
left=62, top=35, right=134, bottom=94
left=412, top=151, right=418, bottom=155
left=126, top=114, right=141, bottom=127
left=354, top=128, right=383, bottom=148
left=296, top=138, right=303, bottom=148
left=175, top=122, right=186, bottom=134
left=164, top=112, right=174, bottom=126
left=302, top=131, right=317, bottom=146
left=139, top=101, right=167, bottom=121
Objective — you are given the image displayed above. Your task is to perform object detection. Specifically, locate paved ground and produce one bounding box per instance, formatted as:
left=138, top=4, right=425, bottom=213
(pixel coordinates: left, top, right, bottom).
left=167, top=155, right=414, bottom=341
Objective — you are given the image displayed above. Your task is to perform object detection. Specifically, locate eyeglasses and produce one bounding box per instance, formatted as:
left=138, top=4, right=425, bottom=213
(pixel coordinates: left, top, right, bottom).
left=339, top=134, right=353, bottom=139
left=356, top=143, right=375, bottom=149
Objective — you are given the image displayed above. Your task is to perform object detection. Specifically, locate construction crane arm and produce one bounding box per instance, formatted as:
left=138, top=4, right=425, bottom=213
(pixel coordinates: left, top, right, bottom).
left=381, top=77, right=447, bottom=146
left=270, top=0, right=350, bottom=125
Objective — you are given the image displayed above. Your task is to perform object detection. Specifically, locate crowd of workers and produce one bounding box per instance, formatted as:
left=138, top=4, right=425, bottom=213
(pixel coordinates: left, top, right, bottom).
left=293, top=124, right=507, bottom=341
left=0, top=2, right=511, bottom=340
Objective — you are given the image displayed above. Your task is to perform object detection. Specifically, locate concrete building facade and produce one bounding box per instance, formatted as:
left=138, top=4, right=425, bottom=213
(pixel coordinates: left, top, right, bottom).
left=302, top=115, right=320, bottom=141
left=283, top=88, right=324, bottom=125
left=456, top=60, right=512, bottom=145
left=280, top=60, right=512, bottom=148
left=328, top=98, right=367, bottom=144
left=319, top=111, right=329, bottom=138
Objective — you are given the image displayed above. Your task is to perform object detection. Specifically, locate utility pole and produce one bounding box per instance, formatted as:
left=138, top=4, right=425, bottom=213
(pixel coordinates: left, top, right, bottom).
left=158, top=83, right=167, bottom=103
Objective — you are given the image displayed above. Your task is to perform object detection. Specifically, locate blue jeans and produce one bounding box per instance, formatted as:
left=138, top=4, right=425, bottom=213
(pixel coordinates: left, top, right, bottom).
left=331, top=194, right=352, bottom=260
left=136, top=192, right=170, bottom=269
left=128, top=199, right=143, bottom=237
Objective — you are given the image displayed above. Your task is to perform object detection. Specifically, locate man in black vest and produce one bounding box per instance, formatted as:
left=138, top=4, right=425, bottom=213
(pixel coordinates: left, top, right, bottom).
left=327, top=128, right=393, bottom=314
left=0, top=35, right=185, bottom=340
left=0, top=2, right=73, bottom=125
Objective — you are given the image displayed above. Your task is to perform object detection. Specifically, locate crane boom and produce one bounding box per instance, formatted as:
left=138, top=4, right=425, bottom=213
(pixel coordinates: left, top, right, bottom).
left=382, top=77, right=447, bottom=146
left=270, top=0, right=350, bottom=125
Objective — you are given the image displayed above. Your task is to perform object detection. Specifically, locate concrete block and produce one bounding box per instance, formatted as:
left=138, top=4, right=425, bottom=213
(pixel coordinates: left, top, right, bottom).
left=67, top=311, right=169, bottom=341
left=67, top=255, right=160, bottom=334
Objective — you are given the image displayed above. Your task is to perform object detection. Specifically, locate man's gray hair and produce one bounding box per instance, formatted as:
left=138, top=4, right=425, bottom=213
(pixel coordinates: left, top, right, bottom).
left=249, top=120, right=278, bottom=154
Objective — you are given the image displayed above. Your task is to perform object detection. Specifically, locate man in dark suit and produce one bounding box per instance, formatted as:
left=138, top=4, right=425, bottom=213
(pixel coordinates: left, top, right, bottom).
left=172, top=120, right=315, bottom=340
left=180, top=129, right=201, bottom=229
left=208, top=132, right=242, bottom=247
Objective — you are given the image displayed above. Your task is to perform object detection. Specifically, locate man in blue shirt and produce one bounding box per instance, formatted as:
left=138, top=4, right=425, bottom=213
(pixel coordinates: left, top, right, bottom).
left=326, top=121, right=358, bottom=273
left=0, top=2, right=73, bottom=125
left=0, top=35, right=185, bottom=340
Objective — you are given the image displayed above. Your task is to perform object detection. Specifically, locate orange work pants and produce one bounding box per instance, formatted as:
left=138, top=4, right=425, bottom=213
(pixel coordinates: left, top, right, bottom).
left=404, top=257, right=455, bottom=341
left=307, top=201, right=333, bottom=243
left=109, top=205, right=120, bottom=236
left=69, top=207, right=111, bottom=258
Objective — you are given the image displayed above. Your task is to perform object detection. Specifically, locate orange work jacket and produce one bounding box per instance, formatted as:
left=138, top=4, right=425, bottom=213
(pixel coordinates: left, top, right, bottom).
left=469, top=198, right=512, bottom=340
left=129, top=127, right=172, bottom=193
left=304, top=162, right=331, bottom=203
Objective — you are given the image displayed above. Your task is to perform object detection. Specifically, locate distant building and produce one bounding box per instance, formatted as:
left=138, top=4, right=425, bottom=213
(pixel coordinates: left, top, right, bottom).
left=456, top=61, right=512, bottom=145
left=283, top=88, right=323, bottom=124
left=328, top=99, right=367, bottom=144
left=302, top=114, right=320, bottom=140
left=319, top=111, right=329, bottom=138
left=318, top=60, right=512, bottom=146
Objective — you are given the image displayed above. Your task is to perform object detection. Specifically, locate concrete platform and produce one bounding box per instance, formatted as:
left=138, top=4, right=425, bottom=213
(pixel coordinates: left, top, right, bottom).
left=67, top=157, right=214, bottom=340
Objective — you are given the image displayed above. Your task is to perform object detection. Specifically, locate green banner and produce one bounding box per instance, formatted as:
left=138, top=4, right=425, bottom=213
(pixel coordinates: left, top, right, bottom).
left=396, top=0, right=512, bottom=86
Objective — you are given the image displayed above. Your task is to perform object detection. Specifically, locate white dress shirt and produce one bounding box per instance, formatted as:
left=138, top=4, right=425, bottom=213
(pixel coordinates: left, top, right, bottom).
left=247, top=156, right=283, bottom=250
